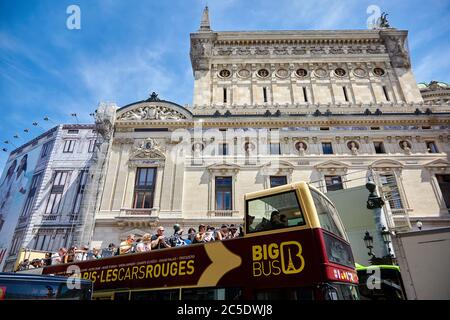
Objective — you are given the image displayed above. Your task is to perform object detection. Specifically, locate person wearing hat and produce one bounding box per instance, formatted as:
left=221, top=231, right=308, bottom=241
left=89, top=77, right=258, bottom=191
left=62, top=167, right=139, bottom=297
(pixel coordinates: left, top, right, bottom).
left=229, top=224, right=239, bottom=239
left=216, top=224, right=230, bottom=240
left=168, top=224, right=186, bottom=247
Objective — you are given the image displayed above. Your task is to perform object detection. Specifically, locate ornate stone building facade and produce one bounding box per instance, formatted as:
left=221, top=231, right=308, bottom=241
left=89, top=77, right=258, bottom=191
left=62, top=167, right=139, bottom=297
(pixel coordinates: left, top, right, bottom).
left=90, top=8, right=450, bottom=248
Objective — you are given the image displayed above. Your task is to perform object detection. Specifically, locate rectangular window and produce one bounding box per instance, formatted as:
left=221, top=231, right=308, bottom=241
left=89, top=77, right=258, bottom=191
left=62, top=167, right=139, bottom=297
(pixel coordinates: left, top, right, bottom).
left=215, top=177, right=232, bottom=211
left=88, top=140, right=96, bottom=153
left=325, top=175, right=343, bottom=192
left=379, top=174, right=404, bottom=210
left=374, top=141, right=386, bottom=154
left=263, top=87, right=268, bottom=103
left=270, top=176, right=287, bottom=188
left=63, top=140, right=76, bottom=153
left=133, top=168, right=157, bottom=209
left=72, top=170, right=88, bottom=215
left=436, top=175, right=450, bottom=209
left=67, top=129, right=79, bottom=134
left=21, top=173, right=42, bottom=217
left=218, top=143, right=228, bottom=156
left=40, top=141, right=53, bottom=158
left=246, top=190, right=305, bottom=233
left=223, top=88, right=227, bottom=103
left=426, top=141, right=439, bottom=153
left=343, top=86, right=349, bottom=102
left=382, top=85, right=390, bottom=101
left=270, top=143, right=281, bottom=155
left=302, top=87, right=308, bottom=102
left=45, top=171, right=69, bottom=215
left=322, top=142, right=333, bottom=155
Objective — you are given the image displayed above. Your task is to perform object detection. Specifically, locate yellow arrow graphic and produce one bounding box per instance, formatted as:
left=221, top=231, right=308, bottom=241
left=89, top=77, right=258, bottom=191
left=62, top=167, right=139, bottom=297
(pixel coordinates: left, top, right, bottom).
left=197, top=241, right=242, bottom=287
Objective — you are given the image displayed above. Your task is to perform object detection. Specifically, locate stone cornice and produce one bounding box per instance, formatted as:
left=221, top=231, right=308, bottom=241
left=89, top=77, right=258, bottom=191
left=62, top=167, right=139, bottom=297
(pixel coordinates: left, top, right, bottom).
left=113, top=116, right=450, bottom=130
left=210, top=30, right=392, bottom=46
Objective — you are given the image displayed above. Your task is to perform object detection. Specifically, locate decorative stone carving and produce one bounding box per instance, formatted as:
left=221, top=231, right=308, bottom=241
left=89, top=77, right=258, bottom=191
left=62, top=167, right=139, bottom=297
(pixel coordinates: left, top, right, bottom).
left=353, top=68, right=367, bottom=78
left=118, top=106, right=186, bottom=121
left=237, top=69, right=251, bottom=78
left=131, top=138, right=165, bottom=159
left=314, top=68, right=328, bottom=78
left=381, top=33, right=411, bottom=68
left=347, top=141, right=359, bottom=155
left=275, top=68, right=289, bottom=78
left=295, top=141, right=307, bottom=156
left=399, top=140, right=412, bottom=155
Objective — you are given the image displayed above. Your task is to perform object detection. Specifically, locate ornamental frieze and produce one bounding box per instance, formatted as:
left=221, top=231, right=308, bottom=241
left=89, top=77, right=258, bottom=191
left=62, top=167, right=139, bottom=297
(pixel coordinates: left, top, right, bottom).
left=118, top=105, right=186, bottom=121
left=212, top=44, right=386, bottom=57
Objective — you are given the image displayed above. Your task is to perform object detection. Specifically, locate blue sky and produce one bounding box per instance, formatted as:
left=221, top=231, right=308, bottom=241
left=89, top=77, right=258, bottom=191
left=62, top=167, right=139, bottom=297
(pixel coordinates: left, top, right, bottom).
left=1, top=0, right=449, bottom=169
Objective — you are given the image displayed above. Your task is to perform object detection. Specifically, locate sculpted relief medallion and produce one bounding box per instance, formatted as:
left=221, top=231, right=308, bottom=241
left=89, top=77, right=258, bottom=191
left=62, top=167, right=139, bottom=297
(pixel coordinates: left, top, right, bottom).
left=118, top=106, right=186, bottom=121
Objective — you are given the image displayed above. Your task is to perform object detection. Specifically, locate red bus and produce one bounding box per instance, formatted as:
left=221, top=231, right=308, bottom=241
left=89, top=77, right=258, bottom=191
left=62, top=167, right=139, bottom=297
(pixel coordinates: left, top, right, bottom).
left=37, top=182, right=359, bottom=300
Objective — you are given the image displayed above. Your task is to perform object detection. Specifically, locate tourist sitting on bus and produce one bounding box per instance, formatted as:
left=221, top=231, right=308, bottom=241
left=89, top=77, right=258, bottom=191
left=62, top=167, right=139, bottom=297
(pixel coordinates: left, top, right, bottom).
left=29, top=258, right=43, bottom=269
left=119, top=234, right=135, bottom=255
left=75, top=245, right=89, bottom=261
left=43, top=252, right=52, bottom=266
left=17, top=259, right=30, bottom=271
left=101, top=243, right=116, bottom=258
left=280, top=214, right=289, bottom=227
left=193, top=224, right=207, bottom=243
left=136, top=233, right=152, bottom=252
left=92, top=248, right=102, bottom=259
left=52, top=247, right=67, bottom=265
left=204, top=226, right=216, bottom=242
left=216, top=224, right=230, bottom=240
left=270, top=210, right=285, bottom=229
left=168, top=224, right=187, bottom=247
left=66, top=246, right=77, bottom=263
left=151, top=226, right=171, bottom=250
left=229, top=224, right=240, bottom=238
left=247, top=216, right=256, bottom=232
left=187, top=227, right=196, bottom=243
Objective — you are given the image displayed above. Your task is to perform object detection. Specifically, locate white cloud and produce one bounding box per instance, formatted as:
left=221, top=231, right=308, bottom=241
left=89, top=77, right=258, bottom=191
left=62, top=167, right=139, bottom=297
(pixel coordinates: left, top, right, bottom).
left=77, top=47, right=176, bottom=105
left=413, top=46, right=450, bottom=83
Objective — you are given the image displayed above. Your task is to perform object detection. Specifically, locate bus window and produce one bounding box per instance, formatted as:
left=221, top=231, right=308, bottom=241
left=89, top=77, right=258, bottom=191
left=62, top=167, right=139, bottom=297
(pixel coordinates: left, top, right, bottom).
left=57, top=282, right=92, bottom=300
left=182, top=287, right=242, bottom=300
left=131, top=289, right=179, bottom=301
left=255, top=287, right=314, bottom=300
left=0, top=281, right=58, bottom=299
left=310, top=189, right=345, bottom=239
left=246, top=190, right=305, bottom=233
left=323, top=232, right=354, bottom=268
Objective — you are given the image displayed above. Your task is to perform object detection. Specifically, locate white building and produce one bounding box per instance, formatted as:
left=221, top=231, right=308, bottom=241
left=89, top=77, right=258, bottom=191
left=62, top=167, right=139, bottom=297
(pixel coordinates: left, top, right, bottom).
left=1, top=124, right=97, bottom=271
left=89, top=8, right=450, bottom=248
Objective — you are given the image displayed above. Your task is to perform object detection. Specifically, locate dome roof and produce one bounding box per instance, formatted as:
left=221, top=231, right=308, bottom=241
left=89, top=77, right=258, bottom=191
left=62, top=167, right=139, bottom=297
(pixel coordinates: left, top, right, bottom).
left=419, top=81, right=450, bottom=90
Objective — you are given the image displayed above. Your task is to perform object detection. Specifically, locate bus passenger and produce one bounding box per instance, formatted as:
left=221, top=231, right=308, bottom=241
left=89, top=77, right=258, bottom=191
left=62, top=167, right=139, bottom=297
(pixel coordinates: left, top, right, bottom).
left=119, top=234, right=135, bottom=255
left=187, top=228, right=196, bottom=243
left=229, top=224, right=239, bottom=239
left=52, top=247, right=67, bottom=265
left=151, top=227, right=171, bottom=250
left=193, top=224, right=206, bottom=243
left=168, top=224, right=187, bottom=247
left=136, top=233, right=152, bottom=252
left=204, top=226, right=216, bottom=242
left=216, top=224, right=229, bottom=240
left=270, top=210, right=285, bottom=229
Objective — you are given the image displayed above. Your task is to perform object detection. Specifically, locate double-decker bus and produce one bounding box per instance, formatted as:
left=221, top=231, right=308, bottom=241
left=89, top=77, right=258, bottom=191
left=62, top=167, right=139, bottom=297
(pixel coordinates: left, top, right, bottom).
left=36, top=182, right=359, bottom=300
